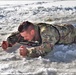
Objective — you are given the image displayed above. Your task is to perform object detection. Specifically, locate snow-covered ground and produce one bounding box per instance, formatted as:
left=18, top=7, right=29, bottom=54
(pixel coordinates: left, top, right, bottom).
left=0, top=1, right=76, bottom=75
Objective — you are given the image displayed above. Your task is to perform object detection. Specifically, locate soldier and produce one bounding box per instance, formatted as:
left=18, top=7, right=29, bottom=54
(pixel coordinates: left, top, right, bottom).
left=1, top=21, right=76, bottom=57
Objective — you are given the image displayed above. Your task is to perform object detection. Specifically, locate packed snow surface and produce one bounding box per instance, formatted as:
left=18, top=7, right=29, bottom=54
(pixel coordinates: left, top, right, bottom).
left=0, top=1, right=76, bottom=75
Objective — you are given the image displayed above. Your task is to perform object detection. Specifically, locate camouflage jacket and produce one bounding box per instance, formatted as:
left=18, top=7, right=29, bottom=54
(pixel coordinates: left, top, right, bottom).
left=7, top=23, right=76, bottom=57
left=26, top=23, right=76, bottom=57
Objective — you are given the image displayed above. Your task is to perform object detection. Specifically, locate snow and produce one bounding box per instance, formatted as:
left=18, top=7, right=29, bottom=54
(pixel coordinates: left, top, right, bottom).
left=0, top=1, right=76, bottom=75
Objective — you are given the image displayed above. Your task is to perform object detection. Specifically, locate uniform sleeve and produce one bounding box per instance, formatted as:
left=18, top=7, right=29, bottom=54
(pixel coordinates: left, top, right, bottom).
left=26, top=43, right=54, bottom=58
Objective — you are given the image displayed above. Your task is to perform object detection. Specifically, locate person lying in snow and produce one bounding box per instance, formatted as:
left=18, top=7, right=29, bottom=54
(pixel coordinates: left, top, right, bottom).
left=1, top=21, right=76, bottom=57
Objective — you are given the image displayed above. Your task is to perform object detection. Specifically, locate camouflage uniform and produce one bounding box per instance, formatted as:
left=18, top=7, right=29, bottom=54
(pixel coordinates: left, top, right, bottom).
left=7, top=23, right=76, bottom=57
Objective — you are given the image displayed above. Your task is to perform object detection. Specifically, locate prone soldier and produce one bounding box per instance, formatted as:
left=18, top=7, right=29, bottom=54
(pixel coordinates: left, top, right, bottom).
left=1, top=21, right=76, bottom=57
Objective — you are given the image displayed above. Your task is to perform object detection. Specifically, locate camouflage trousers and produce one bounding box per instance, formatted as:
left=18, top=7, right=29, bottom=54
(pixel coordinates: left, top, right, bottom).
left=55, top=24, right=76, bottom=44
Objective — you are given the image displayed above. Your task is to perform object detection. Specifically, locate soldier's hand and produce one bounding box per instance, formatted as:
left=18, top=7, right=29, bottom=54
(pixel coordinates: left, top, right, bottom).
left=19, top=46, right=28, bottom=57
left=1, top=41, right=8, bottom=50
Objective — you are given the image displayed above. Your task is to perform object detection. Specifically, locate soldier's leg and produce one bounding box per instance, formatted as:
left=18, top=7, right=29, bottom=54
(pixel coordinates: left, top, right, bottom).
left=73, top=27, right=76, bottom=43
left=65, top=24, right=76, bottom=44
left=55, top=24, right=75, bottom=44
left=64, top=24, right=76, bottom=44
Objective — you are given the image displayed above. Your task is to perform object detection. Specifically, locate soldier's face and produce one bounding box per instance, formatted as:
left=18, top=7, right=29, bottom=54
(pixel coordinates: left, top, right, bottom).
left=20, top=29, right=35, bottom=41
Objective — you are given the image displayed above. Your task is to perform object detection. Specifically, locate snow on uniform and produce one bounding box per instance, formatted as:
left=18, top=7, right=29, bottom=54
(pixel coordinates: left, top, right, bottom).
left=26, top=23, right=76, bottom=57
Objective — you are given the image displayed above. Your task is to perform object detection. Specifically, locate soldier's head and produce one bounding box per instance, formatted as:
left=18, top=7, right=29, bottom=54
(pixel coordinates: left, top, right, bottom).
left=18, top=21, right=36, bottom=41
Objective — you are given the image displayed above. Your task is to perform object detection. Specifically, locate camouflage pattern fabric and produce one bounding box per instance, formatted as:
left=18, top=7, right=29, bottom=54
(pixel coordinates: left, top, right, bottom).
left=27, top=23, right=76, bottom=57
left=55, top=24, right=75, bottom=44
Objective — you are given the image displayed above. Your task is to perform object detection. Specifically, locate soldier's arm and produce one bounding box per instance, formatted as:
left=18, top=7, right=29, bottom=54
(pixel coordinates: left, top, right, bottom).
left=26, top=43, right=54, bottom=57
